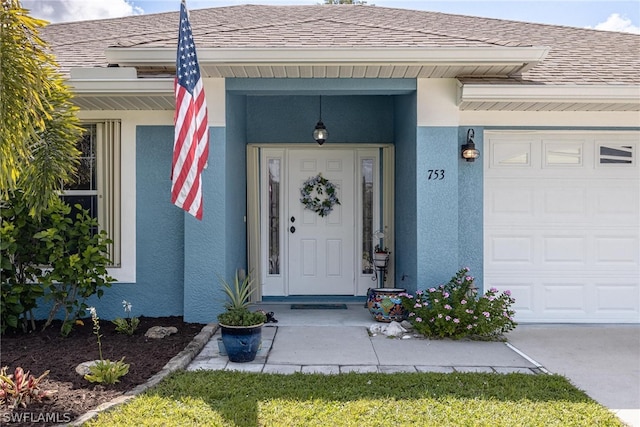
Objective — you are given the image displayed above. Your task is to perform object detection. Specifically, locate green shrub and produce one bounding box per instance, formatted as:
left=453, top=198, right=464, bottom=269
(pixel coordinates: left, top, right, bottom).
left=36, top=199, right=115, bottom=336
left=0, top=191, right=50, bottom=333
left=400, top=268, right=517, bottom=339
left=1, top=193, right=114, bottom=336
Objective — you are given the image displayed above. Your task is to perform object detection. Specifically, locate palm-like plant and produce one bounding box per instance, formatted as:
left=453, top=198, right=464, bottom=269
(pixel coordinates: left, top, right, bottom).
left=219, top=271, right=254, bottom=310
left=1, top=0, right=82, bottom=217
left=217, top=271, right=266, bottom=327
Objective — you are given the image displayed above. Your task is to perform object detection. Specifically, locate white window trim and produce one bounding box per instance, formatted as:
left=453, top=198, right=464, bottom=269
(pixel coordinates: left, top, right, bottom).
left=63, top=121, right=122, bottom=269
left=71, top=121, right=122, bottom=270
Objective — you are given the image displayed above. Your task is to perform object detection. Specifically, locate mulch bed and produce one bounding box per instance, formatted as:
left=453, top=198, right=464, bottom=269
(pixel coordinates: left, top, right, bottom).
left=0, top=316, right=205, bottom=426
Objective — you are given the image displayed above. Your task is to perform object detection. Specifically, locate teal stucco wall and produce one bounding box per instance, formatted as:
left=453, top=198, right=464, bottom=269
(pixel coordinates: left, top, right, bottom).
left=416, top=126, right=460, bottom=287
left=75, top=126, right=189, bottom=321
left=458, top=126, right=484, bottom=290
left=393, top=93, right=418, bottom=292
left=48, top=79, right=486, bottom=324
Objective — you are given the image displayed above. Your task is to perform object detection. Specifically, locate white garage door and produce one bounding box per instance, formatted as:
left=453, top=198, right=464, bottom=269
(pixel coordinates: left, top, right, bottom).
left=484, top=132, right=640, bottom=323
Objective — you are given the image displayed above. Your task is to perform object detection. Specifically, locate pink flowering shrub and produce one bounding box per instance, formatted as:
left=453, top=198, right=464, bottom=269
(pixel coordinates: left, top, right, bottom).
left=399, top=268, right=517, bottom=340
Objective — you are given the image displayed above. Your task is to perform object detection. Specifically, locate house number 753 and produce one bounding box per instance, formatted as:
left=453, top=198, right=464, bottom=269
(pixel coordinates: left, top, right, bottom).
left=427, top=169, right=445, bottom=180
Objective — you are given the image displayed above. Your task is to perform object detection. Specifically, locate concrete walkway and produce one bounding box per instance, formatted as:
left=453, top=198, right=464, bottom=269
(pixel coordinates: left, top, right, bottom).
left=186, top=304, right=640, bottom=426
left=187, top=304, right=539, bottom=375
left=187, top=324, right=539, bottom=375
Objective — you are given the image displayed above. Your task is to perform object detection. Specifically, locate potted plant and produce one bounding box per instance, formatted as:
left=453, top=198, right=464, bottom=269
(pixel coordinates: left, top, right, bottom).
left=217, top=271, right=266, bottom=363
left=367, top=244, right=406, bottom=322
left=373, top=244, right=390, bottom=268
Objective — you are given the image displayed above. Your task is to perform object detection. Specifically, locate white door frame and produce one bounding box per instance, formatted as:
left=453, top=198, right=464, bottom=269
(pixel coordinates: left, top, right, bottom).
left=247, top=143, right=395, bottom=300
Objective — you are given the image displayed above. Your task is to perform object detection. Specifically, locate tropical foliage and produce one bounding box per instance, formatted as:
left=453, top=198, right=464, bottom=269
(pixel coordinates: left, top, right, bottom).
left=0, top=366, right=56, bottom=409
left=0, top=0, right=81, bottom=217
left=0, top=193, right=114, bottom=336
left=0, top=191, right=49, bottom=333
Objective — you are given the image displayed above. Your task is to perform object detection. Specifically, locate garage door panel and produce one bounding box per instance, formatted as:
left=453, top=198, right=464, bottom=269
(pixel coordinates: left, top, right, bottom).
left=595, top=283, right=640, bottom=313
left=485, top=131, right=639, bottom=323
left=487, top=231, right=639, bottom=269
left=543, top=188, right=587, bottom=215
left=485, top=180, right=636, bottom=225
left=595, top=186, right=639, bottom=217
left=595, top=235, right=639, bottom=264
left=542, top=283, right=587, bottom=312
left=488, top=235, right=534, bottom=264
left=486, top=275, right=640, bottom=322
left=543, top=236, right=586, bottom=264
left=487, top=184, right=534, bottom=216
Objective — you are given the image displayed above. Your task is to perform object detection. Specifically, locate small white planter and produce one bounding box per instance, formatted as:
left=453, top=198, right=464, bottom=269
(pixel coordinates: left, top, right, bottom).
left=373, top=252, right=389, bottom=268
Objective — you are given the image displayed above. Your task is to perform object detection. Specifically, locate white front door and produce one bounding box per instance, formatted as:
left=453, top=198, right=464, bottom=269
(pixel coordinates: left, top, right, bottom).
left=255, top=145, right=391, bottom=298
left=287, top=149, right=355, bottom=294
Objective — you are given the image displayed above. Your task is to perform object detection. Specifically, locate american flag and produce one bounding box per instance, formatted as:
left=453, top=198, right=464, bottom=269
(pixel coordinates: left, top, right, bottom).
left=172, top=0, right=209, bottom=220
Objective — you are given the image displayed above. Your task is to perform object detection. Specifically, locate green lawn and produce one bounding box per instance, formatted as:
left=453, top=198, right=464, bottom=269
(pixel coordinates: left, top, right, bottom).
left=86, top=371, right=623, bottom=427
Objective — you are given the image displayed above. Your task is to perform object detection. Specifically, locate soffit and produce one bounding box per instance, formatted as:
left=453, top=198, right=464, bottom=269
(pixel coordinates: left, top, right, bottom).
left=458, top=82, right=640, bottom=112
left=68, top=76, right=640, bottom=112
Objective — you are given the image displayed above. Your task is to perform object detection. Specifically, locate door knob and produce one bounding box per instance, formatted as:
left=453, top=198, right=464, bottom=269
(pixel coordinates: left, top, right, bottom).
left=289, top=226, right=296, bottom=233
left=290, top=216, right=295, bottom=223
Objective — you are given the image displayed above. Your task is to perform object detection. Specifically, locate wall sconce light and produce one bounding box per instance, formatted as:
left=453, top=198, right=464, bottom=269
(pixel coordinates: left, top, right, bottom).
left=461, top=128, right=480, bottom=162
left=312, top=96, right=328, bottom=146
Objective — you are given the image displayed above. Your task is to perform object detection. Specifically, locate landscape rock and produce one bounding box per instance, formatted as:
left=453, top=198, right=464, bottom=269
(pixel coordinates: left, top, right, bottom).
left=145, top=326, right=178, bottom=339
left=400, top=320, right=413, bottom=330
left=368, top=324, right=385, bottom=335
left=383, top=321, right=407, bottom=337
left=75, top=360, right=101, bottom=376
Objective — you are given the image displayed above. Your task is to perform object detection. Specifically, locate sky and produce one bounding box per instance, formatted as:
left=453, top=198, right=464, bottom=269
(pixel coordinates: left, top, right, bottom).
left=21, top=0, right=640, bottom=34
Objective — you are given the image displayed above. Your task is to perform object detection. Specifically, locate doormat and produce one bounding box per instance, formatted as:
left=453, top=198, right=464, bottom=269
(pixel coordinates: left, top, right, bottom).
left=290, top=304, right=348, bottom=310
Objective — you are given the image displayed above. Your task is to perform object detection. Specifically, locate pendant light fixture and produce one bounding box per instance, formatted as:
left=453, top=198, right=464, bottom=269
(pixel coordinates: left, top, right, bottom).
left=313, top=95, right=328, bottom=146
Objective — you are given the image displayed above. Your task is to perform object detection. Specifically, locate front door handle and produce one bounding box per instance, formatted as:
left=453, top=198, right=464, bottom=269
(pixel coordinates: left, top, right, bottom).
left=290, top=226, right=296, bottom=233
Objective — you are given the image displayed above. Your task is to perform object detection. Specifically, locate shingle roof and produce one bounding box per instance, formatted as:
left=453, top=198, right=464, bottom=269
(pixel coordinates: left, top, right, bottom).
left=42, top=4, right=640, bottom=85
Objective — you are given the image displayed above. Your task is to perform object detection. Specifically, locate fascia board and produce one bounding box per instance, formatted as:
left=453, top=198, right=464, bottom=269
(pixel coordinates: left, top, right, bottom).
left=459, top=83, right=640, bottom=104
left=69, top=78, right=173, bottom=94
left=104, top=46, right=550, bottom=66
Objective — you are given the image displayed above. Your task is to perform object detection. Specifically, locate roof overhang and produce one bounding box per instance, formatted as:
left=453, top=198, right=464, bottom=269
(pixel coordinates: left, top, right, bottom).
left=68, top=67, right=174, bottom=110
left=67, top=61, right=640, bottom=113
left=458, top=83, right=640, bottom=111
left=104, top=46, right=550, bottom=78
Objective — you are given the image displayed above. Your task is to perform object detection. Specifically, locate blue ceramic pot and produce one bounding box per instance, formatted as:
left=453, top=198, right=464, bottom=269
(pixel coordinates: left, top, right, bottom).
left=220, top=324, right=263, bottom=363
left=367, top=288, right=408, bottom=322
